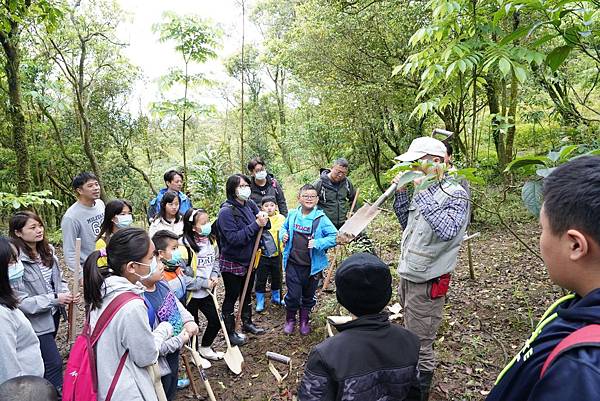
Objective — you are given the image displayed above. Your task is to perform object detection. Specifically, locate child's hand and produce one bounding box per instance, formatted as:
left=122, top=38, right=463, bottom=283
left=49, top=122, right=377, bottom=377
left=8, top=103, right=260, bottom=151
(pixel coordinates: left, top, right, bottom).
left=282, top=233, right=289, bottom=244
left=184, top=321, right=199, bottom=336
left=308, top=239, right=315, bottom=249
left=180, top=330, right=190, bottom=344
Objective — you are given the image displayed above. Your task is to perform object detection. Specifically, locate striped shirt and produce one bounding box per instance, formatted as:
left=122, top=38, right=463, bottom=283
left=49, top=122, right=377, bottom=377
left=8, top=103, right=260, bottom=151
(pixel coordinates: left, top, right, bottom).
left=219, top=255, right=247, bottom=277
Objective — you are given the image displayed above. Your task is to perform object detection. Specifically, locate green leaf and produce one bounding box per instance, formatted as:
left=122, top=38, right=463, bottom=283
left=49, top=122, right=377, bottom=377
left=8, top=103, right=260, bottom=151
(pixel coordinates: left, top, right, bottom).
left=396, top=171, right=425, bottom=187
left=522, top=180, right=543, bottom=217
left=546, top=46, right=573, bottom=71
left=498, top=57, right=511, bottom=77
left=547, top=150, right=560, bottom=162
left=536, top=167, right=556, bottom=177
left=12, top=200, right=20, bottom=209
left=514, top=66, right=527, bottom=83
left=558, top=144, right=579, bottom=160
left=504, top=156, right=549, bottom=172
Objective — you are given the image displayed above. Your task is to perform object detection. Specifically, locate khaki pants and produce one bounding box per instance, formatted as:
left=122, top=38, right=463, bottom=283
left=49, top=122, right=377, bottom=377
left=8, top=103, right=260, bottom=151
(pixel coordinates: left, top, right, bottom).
left=399, top=277, right=445, bottom=373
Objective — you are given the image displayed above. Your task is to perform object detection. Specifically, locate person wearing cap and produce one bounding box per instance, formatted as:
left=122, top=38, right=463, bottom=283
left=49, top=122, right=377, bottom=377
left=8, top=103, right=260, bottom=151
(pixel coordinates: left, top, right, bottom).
left=297, top=253, right=421, bottom=401
left=392, top=136, right=469, bottom=401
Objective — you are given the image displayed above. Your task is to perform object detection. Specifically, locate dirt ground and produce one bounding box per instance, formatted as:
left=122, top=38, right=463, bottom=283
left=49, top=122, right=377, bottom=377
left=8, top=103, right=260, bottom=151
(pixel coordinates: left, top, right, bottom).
left=56, top=216, right=560, bottom=401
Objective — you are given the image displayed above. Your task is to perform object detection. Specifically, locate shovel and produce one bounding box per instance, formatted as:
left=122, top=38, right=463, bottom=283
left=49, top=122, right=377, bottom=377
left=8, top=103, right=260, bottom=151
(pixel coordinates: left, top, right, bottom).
left=185, top=343, right=218, bottom=401
left=236, top=227, right=264, bottom=331
left=266, top=352, right=292, bottom=384
left=337, top=183, right=398, bottom=243
left=209, top=290, right=244, bottom=375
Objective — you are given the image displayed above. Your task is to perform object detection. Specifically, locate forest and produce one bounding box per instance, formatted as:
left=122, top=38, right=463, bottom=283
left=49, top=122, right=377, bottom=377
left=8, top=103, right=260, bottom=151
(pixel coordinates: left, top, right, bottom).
left=1, top=0, right=600, bottom=400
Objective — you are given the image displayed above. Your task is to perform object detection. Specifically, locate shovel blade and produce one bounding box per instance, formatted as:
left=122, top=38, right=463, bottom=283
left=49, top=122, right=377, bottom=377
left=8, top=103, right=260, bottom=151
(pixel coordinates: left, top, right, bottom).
left=337, top=206, right=381, bottom=241
left=224, top=345, right=244, bottom=375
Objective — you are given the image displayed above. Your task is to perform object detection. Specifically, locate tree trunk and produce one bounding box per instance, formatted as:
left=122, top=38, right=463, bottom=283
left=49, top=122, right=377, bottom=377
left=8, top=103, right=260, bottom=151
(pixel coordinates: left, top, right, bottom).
left=76, top=35, right=106, bottom=200
left=0, top=28, right=31, bottom=194
left=240, top=0, right=246, bottom=171
left=182, top=61, right=189, bottom=190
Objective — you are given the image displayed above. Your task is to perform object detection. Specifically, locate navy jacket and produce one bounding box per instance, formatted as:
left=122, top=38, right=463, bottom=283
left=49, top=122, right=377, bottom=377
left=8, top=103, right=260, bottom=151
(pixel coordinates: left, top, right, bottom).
left=216, top=199, right=268, bottom=266
left=298, top=313, right=421, bottom=401
left=487, top=288, right=600, bottom=401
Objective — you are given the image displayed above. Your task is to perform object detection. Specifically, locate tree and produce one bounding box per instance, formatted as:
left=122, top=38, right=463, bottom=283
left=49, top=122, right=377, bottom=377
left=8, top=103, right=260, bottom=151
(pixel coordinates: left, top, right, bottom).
left=0, top=0, right=61, bottom=193
left=153, top=12, right=217, bottom=188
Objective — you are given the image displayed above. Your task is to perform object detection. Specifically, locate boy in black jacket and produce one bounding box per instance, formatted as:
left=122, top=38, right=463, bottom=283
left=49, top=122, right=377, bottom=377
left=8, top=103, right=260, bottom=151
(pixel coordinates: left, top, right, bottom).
left=486, top=155, right=600, bottom=401
left=298, top=253, right=421, bottom=401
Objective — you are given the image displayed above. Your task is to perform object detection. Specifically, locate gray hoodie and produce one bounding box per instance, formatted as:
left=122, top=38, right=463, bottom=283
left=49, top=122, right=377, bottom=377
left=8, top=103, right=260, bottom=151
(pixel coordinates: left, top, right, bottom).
left=12, top=248, right=68, bottom=336
left=90, top=276, right=159, bottom=401
left=182, top=237, right=220, bottom=299
left=0, top=304, right=44, bottom=384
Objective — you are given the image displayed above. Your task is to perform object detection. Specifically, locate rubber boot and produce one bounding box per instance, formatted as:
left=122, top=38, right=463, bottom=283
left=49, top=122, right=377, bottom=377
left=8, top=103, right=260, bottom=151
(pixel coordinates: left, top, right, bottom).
left=223, top=313, right=246, bottom=346
left=299, top=308, right=311, bottom=336
left=271, top=290, right=283, bottom=306
left=242, top=309, right=266, bottom=335
left=255, top=292, right=266, bottom=313
left=283, top=309, right=297, bottom=335
left=419, top=370, right=434, bottom=401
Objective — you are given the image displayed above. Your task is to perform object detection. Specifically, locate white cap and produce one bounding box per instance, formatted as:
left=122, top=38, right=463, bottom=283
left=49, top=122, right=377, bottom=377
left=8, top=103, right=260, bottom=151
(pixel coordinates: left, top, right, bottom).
left=395, top=137, right=447, bottom=162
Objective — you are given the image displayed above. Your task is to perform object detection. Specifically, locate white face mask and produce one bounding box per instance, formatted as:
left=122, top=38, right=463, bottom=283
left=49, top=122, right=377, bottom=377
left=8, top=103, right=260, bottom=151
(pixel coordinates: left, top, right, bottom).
left=237, top=186, right=251, bottom=201
left=133, top=256, right=158, bottom=281
left=255, top=171, right=267, bottom=180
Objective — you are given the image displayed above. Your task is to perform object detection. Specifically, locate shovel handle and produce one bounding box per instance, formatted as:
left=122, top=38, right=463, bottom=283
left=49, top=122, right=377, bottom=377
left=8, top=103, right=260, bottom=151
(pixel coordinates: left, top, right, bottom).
left=266, top=351, right=291, bottom=365
left=432, top=128, right=453, bottom=138
left=372, top=183, right=398, bottom=209
left=209, top=290, right=233, bottom=349
left=236, top=227, right=264, bottom=330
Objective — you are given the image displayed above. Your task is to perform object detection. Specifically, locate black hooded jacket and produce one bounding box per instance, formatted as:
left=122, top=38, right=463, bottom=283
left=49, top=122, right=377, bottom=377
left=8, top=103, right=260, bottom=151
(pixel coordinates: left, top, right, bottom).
left=249, top=174, right=288, bottom=216
left=313, top=169, right=358, bottom=229
left=298, top=313, right=421, bottom=401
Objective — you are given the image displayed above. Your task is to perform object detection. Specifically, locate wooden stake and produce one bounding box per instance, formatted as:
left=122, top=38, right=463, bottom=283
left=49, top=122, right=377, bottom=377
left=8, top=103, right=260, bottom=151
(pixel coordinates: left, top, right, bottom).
left=68, top=238, right=81, bottom=344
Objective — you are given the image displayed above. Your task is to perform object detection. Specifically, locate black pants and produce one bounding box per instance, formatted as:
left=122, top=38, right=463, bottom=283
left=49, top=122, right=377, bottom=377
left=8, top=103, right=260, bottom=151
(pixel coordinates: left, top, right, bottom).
left=222, top=271, right=255, bottom=318
left=162, top=350, right=180, bottom=401
left=186, top=296, right=221, bottom=347
left=255, top=255, right=282, bottom=292
left=284, top=262, right=319, bottom=311
left=39, top=312, right=62, bottom=389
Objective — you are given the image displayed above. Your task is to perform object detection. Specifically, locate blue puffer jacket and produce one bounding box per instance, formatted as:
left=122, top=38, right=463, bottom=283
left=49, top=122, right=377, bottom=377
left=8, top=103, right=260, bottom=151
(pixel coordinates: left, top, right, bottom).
left=298, top=313, right=421, bottom=401
left=486, top=288, right=600, bottom=401
left=147, top=188, right=193, bottom=221
left=280, top=206, right=337, bottom=275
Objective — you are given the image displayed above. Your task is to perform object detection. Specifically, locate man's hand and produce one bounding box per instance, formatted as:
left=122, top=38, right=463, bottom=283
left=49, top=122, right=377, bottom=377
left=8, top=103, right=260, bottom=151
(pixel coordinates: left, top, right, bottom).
left=256, top=212, right=269, bottom=227
left=392, top=172, right=408, bottom=192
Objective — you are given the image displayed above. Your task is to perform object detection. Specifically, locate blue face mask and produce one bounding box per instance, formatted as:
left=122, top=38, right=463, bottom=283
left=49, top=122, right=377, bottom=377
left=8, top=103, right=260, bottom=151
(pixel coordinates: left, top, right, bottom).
left=200, top=223, right=212, bottom=237
left=8, top=260, right=24, bottom=281
left=163, top=248, right=183, bottom=268
left=115, top=214, right=133, bottom=229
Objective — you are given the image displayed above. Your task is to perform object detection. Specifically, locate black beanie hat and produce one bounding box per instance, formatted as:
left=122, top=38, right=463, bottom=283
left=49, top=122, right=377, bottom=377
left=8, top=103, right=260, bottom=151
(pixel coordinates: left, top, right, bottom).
left=335, top=252, right=392, bottom=316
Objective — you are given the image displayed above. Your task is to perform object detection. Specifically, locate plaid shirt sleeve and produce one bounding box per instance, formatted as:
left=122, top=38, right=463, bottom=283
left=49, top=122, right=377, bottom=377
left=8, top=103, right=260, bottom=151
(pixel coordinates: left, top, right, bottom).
left=414, top=184, right=469, bottom=241
left=393, top=190, right=410, bottom=230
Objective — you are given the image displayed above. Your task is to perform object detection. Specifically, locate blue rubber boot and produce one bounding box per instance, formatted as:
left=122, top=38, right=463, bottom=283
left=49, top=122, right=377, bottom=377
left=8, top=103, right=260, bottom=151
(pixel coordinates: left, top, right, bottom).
left=271, top=290, right=283, bottom=306
left=255, top=292, right=266, bottom=313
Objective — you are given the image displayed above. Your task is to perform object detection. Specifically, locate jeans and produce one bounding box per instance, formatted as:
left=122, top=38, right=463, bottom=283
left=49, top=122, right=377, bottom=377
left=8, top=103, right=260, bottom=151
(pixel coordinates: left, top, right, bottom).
left=38, top=312, right=62, bottom=389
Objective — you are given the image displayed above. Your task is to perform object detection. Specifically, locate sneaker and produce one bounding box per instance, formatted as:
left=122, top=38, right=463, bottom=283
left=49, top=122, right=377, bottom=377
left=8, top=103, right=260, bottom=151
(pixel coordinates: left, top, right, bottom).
left=177, top=378, right=190, bottom=389
left=199, top=346, right=225, bottom=361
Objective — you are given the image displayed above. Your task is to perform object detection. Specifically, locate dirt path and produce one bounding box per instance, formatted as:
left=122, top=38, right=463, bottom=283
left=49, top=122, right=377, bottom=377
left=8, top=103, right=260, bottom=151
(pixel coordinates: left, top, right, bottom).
left=56, top=218, right=558, bottom=401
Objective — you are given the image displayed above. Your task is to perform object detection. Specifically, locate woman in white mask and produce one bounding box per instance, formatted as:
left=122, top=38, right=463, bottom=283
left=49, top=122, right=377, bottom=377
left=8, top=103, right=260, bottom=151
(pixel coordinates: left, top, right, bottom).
left=9, top=211, right=78, bottom=393
left=247, top=157, right=289, bottom=216
left=82, top=227, right=161, bottom=401
left=0, top=236, right=44, bottom=385
left=215, top=174, right=269, bottom=346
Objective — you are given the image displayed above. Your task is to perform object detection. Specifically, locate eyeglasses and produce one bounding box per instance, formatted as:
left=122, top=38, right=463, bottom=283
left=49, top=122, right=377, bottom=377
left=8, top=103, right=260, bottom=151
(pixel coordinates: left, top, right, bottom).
left=301, top=195, right=318, bottom=199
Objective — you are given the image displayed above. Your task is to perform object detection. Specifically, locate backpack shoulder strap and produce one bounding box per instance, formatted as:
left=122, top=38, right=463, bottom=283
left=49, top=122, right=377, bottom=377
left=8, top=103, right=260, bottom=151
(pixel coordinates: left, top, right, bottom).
left=90, top=292, right=141, bottom=346
left=311, top=215, right=323, bottom=235
left=540, top=324, right=600, bottom=378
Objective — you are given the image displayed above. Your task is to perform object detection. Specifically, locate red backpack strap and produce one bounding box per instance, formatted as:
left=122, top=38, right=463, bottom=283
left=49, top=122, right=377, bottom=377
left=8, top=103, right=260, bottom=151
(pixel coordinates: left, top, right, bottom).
left=540, top=324, right=600, bottom=378
left=105, top=350, right=129, bottom=401
left=90, top=292, right=141, bottom=346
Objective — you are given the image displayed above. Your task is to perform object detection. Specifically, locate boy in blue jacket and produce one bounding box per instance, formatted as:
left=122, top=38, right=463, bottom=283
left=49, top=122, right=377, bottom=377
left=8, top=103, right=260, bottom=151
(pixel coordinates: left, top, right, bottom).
left=486, top=155, right=600, bottom=401
left=280, top=184, right=337, bottom=335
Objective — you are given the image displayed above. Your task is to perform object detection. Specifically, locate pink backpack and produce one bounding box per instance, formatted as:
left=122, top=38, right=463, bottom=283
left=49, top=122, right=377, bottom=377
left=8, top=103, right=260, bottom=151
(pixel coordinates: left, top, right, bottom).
left=63, top=292, right=140, bottom=401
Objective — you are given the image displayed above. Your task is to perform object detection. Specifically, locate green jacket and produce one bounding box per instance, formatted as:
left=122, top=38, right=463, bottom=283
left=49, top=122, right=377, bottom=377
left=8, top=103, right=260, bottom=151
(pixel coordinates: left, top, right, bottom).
left=313, top=169, right=358, bottom=229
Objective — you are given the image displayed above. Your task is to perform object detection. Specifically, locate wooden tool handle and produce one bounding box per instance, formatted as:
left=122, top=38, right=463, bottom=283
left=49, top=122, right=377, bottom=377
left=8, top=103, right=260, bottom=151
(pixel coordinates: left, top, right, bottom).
left=236, top=227, right=264, bottom=330
left=372, top=183, right=398, bottom=209
left=266, top=351, right=291, bottom=365
left=432, top=128, right=453, bottom=138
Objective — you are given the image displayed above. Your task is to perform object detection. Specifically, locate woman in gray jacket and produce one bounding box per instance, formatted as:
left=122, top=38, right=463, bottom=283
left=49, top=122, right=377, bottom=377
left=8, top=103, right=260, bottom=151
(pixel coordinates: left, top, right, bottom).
left=9, top=211, right=78, bottom=391
left=0, top=236, right=44, bottom=385
left=83, top=227, right=160, bottom=401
